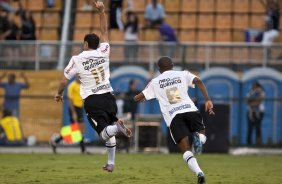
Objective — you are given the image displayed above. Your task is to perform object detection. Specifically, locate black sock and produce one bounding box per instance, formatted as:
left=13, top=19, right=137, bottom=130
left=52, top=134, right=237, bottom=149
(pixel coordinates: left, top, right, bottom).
left=80, top=137, right=85, bottom=153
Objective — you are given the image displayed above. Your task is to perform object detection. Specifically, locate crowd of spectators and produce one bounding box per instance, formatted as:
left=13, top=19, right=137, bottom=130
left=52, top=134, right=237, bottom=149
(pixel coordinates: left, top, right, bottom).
left=0, top=1, right=36, bottom=41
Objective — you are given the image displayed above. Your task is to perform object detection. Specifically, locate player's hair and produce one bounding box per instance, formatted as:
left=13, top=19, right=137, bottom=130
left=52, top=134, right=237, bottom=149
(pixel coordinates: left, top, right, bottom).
left=253, top=81, right=264, bottom=90
left=158, top=56, right=173, bottom=68
left=3, top=109, right=12, bottom=117
left=84, top=33, right=100, bottom=49
left=129, top=79, right=136, bottom=87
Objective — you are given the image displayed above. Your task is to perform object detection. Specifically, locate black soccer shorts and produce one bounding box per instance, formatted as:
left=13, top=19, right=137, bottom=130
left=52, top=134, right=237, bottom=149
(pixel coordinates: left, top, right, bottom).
left=169, top=111, right=205, bottom=144
left=84, top=92, right=118, bottom=134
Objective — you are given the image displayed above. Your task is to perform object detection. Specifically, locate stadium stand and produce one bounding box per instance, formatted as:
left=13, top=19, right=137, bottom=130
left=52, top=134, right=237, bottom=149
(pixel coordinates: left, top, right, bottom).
left=8, top=0, right=63, bottom=40
left=5, top=0, right=281, bottom=42
left=70, top=0, right=282, bottom=42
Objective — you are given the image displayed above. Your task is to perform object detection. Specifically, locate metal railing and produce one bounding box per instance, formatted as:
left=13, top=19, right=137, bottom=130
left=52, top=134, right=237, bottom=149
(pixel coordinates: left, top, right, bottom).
left=0, top=41, right=282, bottom=72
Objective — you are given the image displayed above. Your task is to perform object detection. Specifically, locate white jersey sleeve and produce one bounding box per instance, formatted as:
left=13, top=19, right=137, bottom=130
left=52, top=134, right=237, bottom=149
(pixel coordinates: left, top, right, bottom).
left=142, top=81, right=156, bottom=100
left=184, top=70, right=197, bottom=88
left=97, top=42, right=110, bottom=57
left=64, top=56, right=77, bottom=79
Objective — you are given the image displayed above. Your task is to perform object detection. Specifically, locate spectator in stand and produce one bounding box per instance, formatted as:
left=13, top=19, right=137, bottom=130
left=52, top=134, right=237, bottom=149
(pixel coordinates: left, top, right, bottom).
left=0, top=12, right=19, bottom=40
left=45, top=0, right=54, bottom=8
left=16, top=1, right=36, bottom=41
left=0, top=7, right=8, bottom=56
left=260, top=0, right=280, bottom=45
left=1, top=13, right=20, bottom=64
left=123, top=10, right=139, bottom=62
left=109, top=0, right=123, bottom=30
left=0, top=72, right=30, bottom=118
left=0, top=109, right=25, bottom=146
left=156, top=21, right=178, bottom=57
left=246, top=81, right=265, bottom=146
left=144, top=0, right=165, bottom=28
left=123, top=79, right=140, bottom=121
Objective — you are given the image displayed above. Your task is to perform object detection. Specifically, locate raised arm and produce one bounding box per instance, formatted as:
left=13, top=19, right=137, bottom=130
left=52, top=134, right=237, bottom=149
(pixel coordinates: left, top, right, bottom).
left=20, top=72, right=30, bottom=89
left=93, top=0, right=108, bottom=42
left=193, top=77, right=215, bottom=115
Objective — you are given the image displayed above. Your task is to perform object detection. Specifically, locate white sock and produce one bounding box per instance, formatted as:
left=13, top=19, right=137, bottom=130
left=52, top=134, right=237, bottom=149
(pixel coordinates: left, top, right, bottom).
left=101, top=125, right=118, bottom=141
left=106, top=136, right=116, bottom=165
left=106, top=146, right=116, bottom=165
left=183, top=151, right=203, bottom=175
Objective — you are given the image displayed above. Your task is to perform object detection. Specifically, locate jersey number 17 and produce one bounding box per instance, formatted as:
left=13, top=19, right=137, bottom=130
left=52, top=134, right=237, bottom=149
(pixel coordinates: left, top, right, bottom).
left=91, top=66, right=105, bottom=85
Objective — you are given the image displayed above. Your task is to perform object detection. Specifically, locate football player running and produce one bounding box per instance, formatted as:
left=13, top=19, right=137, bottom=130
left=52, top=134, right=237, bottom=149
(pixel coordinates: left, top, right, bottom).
left=134, top=56, right=214, bottom=184
left=55, top=0, right=131, bottom=172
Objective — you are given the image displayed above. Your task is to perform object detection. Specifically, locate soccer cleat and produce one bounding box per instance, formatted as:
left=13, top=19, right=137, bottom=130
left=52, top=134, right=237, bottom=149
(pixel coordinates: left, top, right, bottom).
left=197, top=172, right=206, bottom=184
left=116, top=120, right=132, bottom=138
left=102, top=164, right=114, bottom=172
left=193, top=132, right=203, bottom=154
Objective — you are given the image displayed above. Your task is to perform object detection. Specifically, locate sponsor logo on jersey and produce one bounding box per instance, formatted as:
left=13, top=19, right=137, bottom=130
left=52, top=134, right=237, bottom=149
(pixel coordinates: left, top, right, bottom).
left=83, top=58, right=106, bottom=71
left=91, top=83, right=111, bottom=93
left=159, top=77, right=181, bottom=89
left=65, top=61, right=75, bottom=74
left=101, top=45, right=109, bottom=53
left=169, top=104, right=191, bottom=116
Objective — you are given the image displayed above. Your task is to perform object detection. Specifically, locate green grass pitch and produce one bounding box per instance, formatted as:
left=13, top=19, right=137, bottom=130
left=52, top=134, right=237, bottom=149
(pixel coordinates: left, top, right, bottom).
left=0, top=153, right=281, bottom=184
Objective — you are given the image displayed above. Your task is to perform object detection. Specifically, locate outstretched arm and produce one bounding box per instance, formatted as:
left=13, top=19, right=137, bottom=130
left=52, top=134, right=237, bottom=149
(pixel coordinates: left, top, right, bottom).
left=193, top=77, right=215, bottom=115
left=93, top=0, right=108, bottom=42
left=55, top=76, right=69, bottom=102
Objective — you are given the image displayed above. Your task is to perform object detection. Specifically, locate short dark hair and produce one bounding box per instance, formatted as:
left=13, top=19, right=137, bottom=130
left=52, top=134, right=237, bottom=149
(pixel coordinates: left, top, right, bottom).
left=3, top=109, right=12, bottom=117
left=84, top=33, right=100, bottom=49
left=129, top=79, right=136, bottom=86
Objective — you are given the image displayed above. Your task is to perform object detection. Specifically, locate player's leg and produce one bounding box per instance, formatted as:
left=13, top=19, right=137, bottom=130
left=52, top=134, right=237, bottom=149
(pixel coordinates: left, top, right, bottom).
left=188, top=111, right=206, bottom=154
left=177, top=137, right=205, bottom=184
left=49, top=108, right=70, bottom=154
left=177, top=136, right=203, bottom=173
left=76, top=107, right=87, bottom=153
left=49, top=134, right=63, bottom=154
left=84, top=94, right=132, bottom=140
left=170, top=114, right=205, bottom=184
left=84, top=94, right=131, bottom=172
left=247, top=111, right=254, bottom=145
left=86, top=114, right=117, bottom=172
left=102, top=136, right=116, bottom=172
left=255, top=112, right=264, bottom=146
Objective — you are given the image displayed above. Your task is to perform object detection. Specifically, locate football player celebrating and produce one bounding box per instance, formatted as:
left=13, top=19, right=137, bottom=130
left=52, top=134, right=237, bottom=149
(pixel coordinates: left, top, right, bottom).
left=54, top=0, right=131, bottom=172
left=134, top=56, right=214, bottom=184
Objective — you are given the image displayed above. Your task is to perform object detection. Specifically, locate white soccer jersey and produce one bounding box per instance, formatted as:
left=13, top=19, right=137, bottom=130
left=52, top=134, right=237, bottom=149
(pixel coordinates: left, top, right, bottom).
left=64, top=42, right=113, bottom=99
left=142, top=70, right=198, bottom=127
